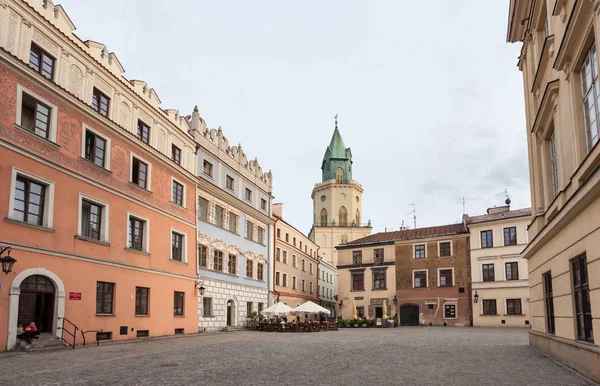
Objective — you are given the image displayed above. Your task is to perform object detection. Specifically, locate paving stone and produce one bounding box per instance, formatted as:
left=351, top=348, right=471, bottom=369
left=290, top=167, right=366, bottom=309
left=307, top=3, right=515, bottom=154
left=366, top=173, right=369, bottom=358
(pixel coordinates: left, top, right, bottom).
left=0, top=328, right=593, bottom=385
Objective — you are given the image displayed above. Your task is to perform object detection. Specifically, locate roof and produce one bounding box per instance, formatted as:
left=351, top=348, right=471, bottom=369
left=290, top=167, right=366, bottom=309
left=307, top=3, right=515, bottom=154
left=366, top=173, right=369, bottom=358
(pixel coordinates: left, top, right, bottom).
left=465, top=208, right=532, bottom=224
left=338, top=223, right=468, bottom=249
left=327, top=128, right=348, bottom=159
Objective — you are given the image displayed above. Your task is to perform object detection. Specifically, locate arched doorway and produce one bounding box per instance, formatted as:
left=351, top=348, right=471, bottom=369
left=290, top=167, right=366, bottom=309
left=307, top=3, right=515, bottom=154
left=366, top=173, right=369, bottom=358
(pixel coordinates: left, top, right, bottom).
left=400, top=305, right=420, bottom=326
left=18, top=275, right=55, bottom=333
left=7, top=268, right=65, bottom=351
left=226, top=299, right=235, bottom=326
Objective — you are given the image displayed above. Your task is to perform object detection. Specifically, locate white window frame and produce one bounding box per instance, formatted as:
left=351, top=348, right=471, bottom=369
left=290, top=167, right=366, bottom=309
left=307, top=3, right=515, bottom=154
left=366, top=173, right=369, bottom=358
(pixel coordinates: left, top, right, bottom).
left=437, top=240, right=453, bottom=257
left=443, top=303, right=458, bottom=320
left=225, top=174, right=235, bottom=191
left=171, top=176, right=187, bottom=208
left=16, top=84, right=58, bottom=143
left=80, top=124, right=112, bottom=170
left=8, top=167, right=55, bottom=229
left=302, top=279, right=306, bottom=292
left=282, top=273, right=287, bottom=287
left=126, top=211, right=151, bottom=253
left=437, top=267, right=455, bottom=287
left=129, top=152, right=152, bottom=191
left=245, top=187, right=253, bottom=202
left=275, top=270, right=281, bottom=286
left=292, top=276, right=297, bottom=290
left=412, top=269, right=428, bottom=288
left=413, top=243, right=427, bottom=259
left=202, top=297, right=213, bottom=317
left=202, top=159, right=214, bottom=178
left=77, top=193, right=110, bottom=242
left=170, top=228, right=188, bottom=263
left=260, top=198, right=267, bottom=211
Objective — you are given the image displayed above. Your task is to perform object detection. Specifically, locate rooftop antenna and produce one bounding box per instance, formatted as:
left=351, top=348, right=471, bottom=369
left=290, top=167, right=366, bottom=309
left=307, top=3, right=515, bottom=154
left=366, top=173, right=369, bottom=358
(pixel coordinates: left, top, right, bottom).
left=406, top=204, right=416, bottom=229
left=458, top=196, right=476, bottom=216
left=496, top=189, right=511, bottom=206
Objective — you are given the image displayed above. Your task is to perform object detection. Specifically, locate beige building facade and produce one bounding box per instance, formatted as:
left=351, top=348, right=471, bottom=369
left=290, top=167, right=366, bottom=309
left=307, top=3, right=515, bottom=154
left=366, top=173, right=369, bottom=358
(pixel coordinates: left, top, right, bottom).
left=466, top=206, right=531, bottom=327
left=273, top=204, right=319, bottom=308
left=508, top=0, right=600, bottom=381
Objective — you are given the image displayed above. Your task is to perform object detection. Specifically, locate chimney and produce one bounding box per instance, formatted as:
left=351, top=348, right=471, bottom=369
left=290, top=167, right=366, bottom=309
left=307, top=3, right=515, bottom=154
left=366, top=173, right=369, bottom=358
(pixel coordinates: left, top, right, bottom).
left=272, top=203, right=283, bottom=218
left=487, top=205, right=510, bottom=215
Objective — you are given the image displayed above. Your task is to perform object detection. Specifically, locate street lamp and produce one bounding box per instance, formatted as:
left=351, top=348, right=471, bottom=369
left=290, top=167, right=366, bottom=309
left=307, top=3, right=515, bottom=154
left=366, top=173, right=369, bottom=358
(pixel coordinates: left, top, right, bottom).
left=393, top=295, right=397, bottom=305
left=195, top=280, right=206, bottom=296
left=474, top=291, right=479, bottom=304
left=0, top=246, right=16, bottom=275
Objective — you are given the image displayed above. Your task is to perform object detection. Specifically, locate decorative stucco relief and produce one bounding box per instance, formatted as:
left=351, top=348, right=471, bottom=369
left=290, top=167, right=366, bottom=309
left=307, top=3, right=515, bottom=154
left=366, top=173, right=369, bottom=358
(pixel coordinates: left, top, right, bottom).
left=32, top=28, right=58, bottom=56
left=157, top=128, right=166, bottom=153
left=119, top=101, right=131, bottom=131
left=68, top=64, right=83, bottom=98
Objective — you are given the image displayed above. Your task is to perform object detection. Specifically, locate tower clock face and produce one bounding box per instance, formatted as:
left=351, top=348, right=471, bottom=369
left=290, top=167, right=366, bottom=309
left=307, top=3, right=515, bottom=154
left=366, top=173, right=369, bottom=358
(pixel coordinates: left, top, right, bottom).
left=321, top=195, right=326, bottom=202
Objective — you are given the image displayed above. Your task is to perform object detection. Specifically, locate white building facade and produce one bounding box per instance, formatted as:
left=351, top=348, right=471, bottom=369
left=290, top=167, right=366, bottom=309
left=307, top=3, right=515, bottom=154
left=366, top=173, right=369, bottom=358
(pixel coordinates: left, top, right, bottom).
left=318, top=257, right=337, bottom=317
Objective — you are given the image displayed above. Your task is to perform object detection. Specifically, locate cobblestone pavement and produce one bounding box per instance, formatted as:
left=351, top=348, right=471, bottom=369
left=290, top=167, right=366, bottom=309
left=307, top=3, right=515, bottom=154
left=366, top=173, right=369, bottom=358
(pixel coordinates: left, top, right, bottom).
left=0, top=327, right=594, bottom=386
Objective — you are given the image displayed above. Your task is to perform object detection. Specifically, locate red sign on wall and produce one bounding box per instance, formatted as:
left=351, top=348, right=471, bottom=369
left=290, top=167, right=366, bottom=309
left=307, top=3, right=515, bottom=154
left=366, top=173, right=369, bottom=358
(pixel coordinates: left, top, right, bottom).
left=69, top=292, right=82, bottom=300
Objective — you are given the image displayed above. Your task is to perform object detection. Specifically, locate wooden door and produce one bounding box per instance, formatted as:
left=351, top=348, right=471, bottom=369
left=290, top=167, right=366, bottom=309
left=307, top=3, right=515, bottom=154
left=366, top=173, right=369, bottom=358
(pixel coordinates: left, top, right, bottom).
left=226, top=303, right=232, bottom=326
left=400, top=305, right=419, bottom=326
left=18, top=292, right=37, bottom=327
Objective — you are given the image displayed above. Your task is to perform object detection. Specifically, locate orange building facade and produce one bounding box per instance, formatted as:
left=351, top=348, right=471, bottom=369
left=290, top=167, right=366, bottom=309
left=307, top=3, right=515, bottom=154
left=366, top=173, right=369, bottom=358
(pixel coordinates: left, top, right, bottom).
left=0, top=0, right=198, bottom=351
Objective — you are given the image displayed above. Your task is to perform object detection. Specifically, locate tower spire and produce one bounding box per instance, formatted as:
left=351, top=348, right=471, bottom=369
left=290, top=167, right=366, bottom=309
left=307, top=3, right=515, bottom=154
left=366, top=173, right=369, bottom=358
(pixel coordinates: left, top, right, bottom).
left=334, top=114, right=338, bottom=130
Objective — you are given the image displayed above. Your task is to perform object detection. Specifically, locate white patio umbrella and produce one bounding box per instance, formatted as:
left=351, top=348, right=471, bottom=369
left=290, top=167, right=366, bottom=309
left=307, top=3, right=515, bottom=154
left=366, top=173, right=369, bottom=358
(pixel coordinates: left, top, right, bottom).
left=262, top=302, right=293, bottom=315
left=291, top=301, right=331, bottom=315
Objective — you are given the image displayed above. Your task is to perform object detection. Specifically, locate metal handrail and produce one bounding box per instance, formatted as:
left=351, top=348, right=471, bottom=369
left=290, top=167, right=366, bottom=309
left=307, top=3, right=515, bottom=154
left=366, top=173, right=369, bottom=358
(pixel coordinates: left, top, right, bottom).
left=81, top=329, right=104, bottom=347
left=57, top=317, right=78, bottom=349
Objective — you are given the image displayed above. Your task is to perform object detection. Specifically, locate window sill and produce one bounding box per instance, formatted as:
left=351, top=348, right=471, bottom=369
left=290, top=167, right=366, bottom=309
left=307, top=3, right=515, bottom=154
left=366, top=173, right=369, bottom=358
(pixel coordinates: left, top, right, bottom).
left=5, top=217, right=55, bottom=232
left=124, top=247, right=150, bottom=256
left=350, top=289, right=365, bottom=292
left=75, top=235, right=110, bottom=246
left=128, top=182, right=152, bottom=194
left=413, top=287, right=428, bottom=289
left=79, top=157, right=112, bottom=174
left=135, top=315, right=150, bottom=317
left=170, top=201, right=187, bottom=210
left=201, top=315, right=216, bottom=318
left=202, top=172, right=214, bottom=179
left=480, top=314, right=501, bottom=317
left=170, top=259, right=188, bottom=265
left=372, top=288, right=388, bottom=291
left=173, top=315, right=185, bottom=318
left=503, top=314, right=526, bottom=316
left=96, top=313, right=115, bottom=317
left=12, top=123, right=60, bottom=148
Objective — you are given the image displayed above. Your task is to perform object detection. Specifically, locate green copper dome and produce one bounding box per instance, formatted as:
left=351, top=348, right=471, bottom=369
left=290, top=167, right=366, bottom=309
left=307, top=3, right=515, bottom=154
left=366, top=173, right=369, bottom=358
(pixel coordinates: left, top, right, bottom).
left=322, top=120, right=352, bottom=183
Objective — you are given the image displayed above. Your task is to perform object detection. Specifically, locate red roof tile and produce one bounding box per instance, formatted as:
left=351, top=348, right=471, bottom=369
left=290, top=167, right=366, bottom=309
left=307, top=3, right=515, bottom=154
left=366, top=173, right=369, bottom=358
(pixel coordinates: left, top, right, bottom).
left=339, top=223, right=468, bottom=248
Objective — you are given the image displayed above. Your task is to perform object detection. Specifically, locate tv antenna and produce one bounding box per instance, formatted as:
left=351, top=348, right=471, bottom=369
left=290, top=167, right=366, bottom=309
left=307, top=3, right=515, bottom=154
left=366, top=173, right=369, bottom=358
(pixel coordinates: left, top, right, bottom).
left=458, top=196, right=476, bottom=216
left=406, top=204, right=416, bottom=230
left=496, top=189, right=511, bottom=205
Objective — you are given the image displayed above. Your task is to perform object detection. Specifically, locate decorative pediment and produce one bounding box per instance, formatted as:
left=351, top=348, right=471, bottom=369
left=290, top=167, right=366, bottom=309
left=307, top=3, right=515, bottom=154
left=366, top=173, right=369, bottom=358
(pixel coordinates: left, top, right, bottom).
left=245, top=250, right=268, bottom=263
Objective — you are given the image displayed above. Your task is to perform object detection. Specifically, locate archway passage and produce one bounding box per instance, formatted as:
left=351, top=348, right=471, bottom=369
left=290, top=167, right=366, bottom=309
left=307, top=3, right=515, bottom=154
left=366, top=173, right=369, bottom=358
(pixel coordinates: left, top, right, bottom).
left=226, top=299, right=234, bottom=326
left=400, top=305, right=419, bottom=326
left=18, top=275, right=55, bottom=333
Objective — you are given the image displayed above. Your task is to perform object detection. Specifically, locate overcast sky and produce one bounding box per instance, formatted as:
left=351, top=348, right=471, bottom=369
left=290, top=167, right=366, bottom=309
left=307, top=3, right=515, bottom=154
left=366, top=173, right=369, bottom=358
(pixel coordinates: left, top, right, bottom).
left=61, top=0, right=528, bottom=234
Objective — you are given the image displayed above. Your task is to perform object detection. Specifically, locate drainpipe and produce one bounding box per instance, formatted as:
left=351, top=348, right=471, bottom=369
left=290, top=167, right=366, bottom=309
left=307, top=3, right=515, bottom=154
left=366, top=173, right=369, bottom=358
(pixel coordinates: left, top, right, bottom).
left=272, top=216, right=280, bottom=304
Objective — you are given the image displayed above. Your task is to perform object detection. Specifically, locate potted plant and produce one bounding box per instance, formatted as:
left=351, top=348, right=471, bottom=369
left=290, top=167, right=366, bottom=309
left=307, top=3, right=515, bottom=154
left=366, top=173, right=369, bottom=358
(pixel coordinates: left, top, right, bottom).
left=246, top=311, right=258, bottom=330
left=362, top=318, right=370, bottom=327
left=393, top=314, right=399, bottom=328
left=353, top=319, right=359, bottom=328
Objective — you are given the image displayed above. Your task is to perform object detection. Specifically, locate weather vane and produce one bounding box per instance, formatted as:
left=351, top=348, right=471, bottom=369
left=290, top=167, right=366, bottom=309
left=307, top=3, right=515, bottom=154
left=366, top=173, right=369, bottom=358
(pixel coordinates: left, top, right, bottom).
left=334, top=114, right=338, bottom=129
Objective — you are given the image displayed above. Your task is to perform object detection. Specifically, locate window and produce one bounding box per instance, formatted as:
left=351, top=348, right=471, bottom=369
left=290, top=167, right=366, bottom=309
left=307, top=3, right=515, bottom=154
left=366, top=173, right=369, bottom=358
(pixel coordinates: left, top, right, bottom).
left=247, top=302, right=253, bottom=316
left=481, top=230, right=493, bottom=248
left=581, top=44, right=600, bottom=150
left=258, top=303, right=264, bottom=316
left=171, top=232, right=184, bottom=262
left=572, top=255, right=593, bottom=342
left=171, top=144, right=181, bottom=165
left=96, top=282, right=114, bottom=314
left=292, top=255, right=297, bottom=268
left=228, top=213, right=237, bottom=233
left=228, top=254, right=237, bottom=274
left=84, top=130, right=107, bottom=168
left=310, top=281, right=313, bottom=294
left=245, top=188, right=252, bottom=201
left=300, top=241, right=303, bottom=250
left=20, top=93, right=51, bottom=139
left=302, top=279, right=306, bottom=292
left=131, top=157, right=148, bottom=189
left=137, top=120, right=150, bottom=144
left=374, top=249, right=384, bottom=264
left=282, top=273, right=287, bottom=287
left=549, top=131, right=560, bottom=196
left=92, top=88, right=110, bottom=117
left=506, top=299, right=522, bottom=315
left=439, top=242, right=451, bottom=257
left=174, top=292, right=184, bottom=316
left=172, top=180, right=184, bottom=206
left=276, top=248, right=281, bottom=262
left=257, top=226, right=265, bottom=245
left=29, top=44, right=54, bottom=80
left=336, top=168, right=343, bottom=183
left=257, top=263, right=263, bottom=281
left=215, top=206, right=224, bottom=228
left=128, top=216, right=145, bottom=251
left=505, top=262, right=519, bottom=280
left=341, top=234, right=348, bottom=244
left=320, top=209, right=328, bottom=226
left=246, top=220, right=254, bottom=240
left=199, top=245, right=208, bottom=268
left=302, top=259, right=306, bottom=272
left=338, top=206, right=348, bottom=226
left=81, top=200, right=103, bottom=240
left=372, top=270, right=386, bottom=290
left=309, top=263, right=313, bottom=274
left=282, top=251, right=287, bottom=264
left=543, top=272, right=555, bottom=334
left=503, top=227, right=517, bottom=246
left=483, top=300, right=497, bottom=315
left=246, top=259, right=253, bottom=278
left=226, top=175, right=234, bottom=190
left=261, top=198, right=267, bottom=210
left=444, top=304, right=456, bottom=319
left=482, top=264, right=495, bottom=282
left=193, top=198, right=208, bottom=224
left=414, top=271, right=427, bottom=288
left=214, top=250, right=223, bottom=272
left=439, top=269, right=453, bottom=287
left=135, top=287, right=149, bottom=316
left=275, top=271, right=280, bottom=286
left=356, top=306, right=365, bottom=318
left=285, top=233, right=289, bottom=242
left=414, top=244, right=426, bottom=259
left=293, top=237, right=296, bottom=246
left=351, top=271, right=364, bottom=291
left=202, top=297, right=212, bottom=317
left=277, top=229, right=281, bottom=238
left=13, top=176, right=46, bottom=226
left=202, top=160, right=213, bottom=177
left=292, top=276, right=297, bottom=290
left=352, top=251, right=362, bottom=265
